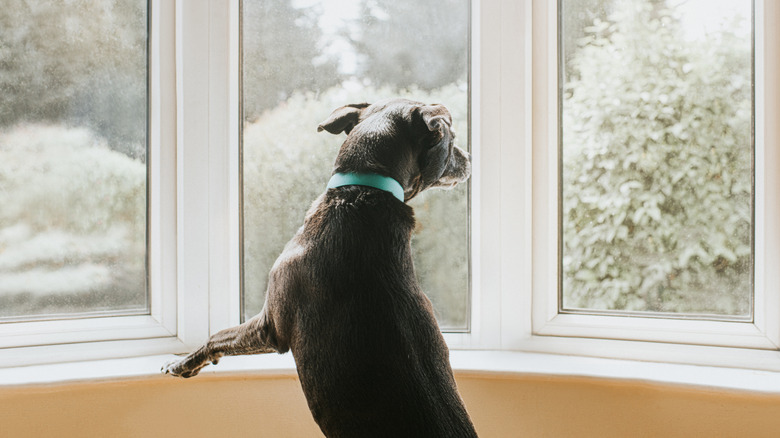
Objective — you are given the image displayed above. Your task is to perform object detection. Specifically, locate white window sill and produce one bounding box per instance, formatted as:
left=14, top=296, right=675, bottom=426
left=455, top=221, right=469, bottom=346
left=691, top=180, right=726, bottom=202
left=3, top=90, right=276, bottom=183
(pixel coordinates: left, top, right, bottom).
left=3, top=349, right=780, bottom=394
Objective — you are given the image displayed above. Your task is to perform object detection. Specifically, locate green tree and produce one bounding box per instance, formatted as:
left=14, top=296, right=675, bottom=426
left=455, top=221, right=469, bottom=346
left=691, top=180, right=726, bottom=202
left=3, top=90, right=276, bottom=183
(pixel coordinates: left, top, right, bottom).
left=561, top=0, right=753, bottom=315
left=350, top=0, right=468, bottom=90
left=560, top=0, right=614, bottom=75
left=242, top=0, right=341, bottom=120
left=0, top=0, right=147, bottom=155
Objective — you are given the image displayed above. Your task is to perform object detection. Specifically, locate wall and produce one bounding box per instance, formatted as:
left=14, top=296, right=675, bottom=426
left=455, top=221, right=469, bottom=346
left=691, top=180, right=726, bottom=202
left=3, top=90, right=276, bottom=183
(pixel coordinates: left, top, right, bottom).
left=2, top=372, right=780, bottom=438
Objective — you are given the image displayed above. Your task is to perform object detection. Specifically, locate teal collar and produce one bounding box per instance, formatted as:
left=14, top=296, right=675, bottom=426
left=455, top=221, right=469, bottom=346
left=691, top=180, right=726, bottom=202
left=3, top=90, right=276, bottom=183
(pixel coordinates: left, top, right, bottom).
left=327, top=172, right=405, bottom=202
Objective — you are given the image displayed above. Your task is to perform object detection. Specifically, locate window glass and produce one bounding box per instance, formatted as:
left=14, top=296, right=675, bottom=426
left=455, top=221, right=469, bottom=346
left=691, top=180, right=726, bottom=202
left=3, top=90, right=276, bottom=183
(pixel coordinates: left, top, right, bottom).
left=559, top=0, right=753, bottom=319
left=0, top=1, right=149, bottom=321
left=241, top=0, right=470, bottom=330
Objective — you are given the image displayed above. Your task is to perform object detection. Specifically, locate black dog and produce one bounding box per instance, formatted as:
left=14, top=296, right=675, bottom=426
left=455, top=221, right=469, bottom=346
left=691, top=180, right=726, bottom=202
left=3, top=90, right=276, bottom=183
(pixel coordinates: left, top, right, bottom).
left=163, top=99, right=477, bottom=437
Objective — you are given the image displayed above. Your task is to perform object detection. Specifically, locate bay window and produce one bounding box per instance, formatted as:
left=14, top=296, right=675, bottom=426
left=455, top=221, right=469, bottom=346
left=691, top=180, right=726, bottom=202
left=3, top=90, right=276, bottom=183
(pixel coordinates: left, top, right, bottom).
left=1, top=0, right=780, bottom=382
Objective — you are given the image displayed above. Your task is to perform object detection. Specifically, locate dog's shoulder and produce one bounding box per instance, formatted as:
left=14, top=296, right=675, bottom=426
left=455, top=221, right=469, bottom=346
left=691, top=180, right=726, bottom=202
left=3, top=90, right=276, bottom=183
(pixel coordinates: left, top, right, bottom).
left=268, top=187, right=414, bottom=283
left=304, top=187, right=415, bottom=235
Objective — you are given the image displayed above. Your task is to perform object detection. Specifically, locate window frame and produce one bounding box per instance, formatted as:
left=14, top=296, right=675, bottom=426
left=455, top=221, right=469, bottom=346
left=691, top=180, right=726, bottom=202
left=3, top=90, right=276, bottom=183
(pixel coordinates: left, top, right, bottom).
left=0, top=0, right=246, bottom=367
left=172, top=0, right=244, bottom=346
left=2, top=0, right=780, bottom=375
left=0, top=0, right=182, bottom=366
left=447, top=0, right=780, bottom=372
left=529, top=0, right=780, bottom=352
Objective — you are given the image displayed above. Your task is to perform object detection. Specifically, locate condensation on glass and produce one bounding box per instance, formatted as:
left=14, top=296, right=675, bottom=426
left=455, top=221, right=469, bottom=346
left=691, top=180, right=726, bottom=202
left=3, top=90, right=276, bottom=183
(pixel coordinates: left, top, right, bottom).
left=0, top=1, right=149, bottom=321
left=559, top=0, right=754, bottom=319
left=240, top=0, right=471, bottom=330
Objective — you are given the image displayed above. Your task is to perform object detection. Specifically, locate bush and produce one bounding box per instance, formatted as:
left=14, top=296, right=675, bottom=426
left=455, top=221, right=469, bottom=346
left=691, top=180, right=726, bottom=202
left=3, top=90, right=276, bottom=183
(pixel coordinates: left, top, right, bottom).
left=0, top=124, right=147, bottom=317
left=561, top=0, right=752, bottom=315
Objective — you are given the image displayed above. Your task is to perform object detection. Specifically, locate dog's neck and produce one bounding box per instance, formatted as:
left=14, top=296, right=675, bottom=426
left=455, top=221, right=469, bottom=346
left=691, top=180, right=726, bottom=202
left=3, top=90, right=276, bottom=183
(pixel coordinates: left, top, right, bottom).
left=327, top=172, right=405, bottom=203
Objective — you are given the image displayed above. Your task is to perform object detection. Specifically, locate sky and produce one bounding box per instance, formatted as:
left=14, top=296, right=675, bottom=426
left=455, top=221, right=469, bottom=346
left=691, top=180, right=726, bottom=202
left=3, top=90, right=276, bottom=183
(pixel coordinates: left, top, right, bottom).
left=669, top=0, right=752, bottom=40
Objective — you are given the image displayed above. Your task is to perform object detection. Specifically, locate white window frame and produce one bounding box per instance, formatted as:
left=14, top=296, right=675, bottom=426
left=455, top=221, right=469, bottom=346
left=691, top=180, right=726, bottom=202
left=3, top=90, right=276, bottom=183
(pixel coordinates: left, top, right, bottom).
left=444, top=0, right=780, bottom=372
left=527, top=0, right=780, bottom=367
left=2, top=0, right=780, bottom=376
left=0, top=0, right=244, bottom=367
left=173, top=0, right=243, bottom=345
left=0, top=0, right=182, bottom=366
left=532, top=0, right=774, bottom=353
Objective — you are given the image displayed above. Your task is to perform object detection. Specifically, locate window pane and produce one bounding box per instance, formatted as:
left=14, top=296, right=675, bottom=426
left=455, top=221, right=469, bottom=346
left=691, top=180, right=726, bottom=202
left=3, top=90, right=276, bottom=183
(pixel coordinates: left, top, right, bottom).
left=241, top=0, right=470, bottom=330
left=560, top=0, right=753, bottom=318
left=0, top=1, right=149, bottom=321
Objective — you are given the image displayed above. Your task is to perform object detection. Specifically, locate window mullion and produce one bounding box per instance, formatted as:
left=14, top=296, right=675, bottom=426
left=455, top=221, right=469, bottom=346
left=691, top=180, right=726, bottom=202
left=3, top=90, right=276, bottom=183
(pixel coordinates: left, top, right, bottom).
left=175, top=0, right=213, bottom=347
left=527, top=0, right=780, bottom=360
left=206, top=0, right=242, bottom=335
left=756, top=0, right=780, bottom=348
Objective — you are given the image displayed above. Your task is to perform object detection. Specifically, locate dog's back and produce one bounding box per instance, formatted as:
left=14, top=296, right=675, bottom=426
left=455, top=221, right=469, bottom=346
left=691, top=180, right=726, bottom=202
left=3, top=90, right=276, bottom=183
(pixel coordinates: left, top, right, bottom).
left=287, top=186, right=476, bottom=437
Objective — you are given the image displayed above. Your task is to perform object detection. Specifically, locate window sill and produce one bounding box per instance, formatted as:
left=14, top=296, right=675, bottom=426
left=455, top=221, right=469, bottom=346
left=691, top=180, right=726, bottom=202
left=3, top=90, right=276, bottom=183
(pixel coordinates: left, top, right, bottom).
left=2, top=349, right=780, bottom=394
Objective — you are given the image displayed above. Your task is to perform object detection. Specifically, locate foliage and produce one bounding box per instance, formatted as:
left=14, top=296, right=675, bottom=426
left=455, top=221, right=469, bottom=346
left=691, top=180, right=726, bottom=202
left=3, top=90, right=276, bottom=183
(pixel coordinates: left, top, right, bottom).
left=560, top=0, right=614, bottom=76
left=1, top=0, right=472, bottom=325
left=351, top=0, right=469, bottom=90
left=242, top=0, right=341, bottom=120
left=239, top=0, right=471, bottom=327
left=0, top=0, right=147, bottom=156
left=0, top=125, right=147, bottom=317
left=242, top=84, right=469, bottom=328
left=561, top=0, right=753, bottom=315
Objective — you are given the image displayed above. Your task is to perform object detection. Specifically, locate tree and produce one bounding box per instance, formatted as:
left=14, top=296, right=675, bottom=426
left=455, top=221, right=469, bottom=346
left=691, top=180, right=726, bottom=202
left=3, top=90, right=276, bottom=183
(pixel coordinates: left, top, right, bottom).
left=561, top=0, right=753, bottom=315
left=0, top=0, right=148, bottom=155
left=560, top=0, right=614, bottom=77
left=350, top=0, right=468, bottom=90
left=242, top=0, right=341, bottom=120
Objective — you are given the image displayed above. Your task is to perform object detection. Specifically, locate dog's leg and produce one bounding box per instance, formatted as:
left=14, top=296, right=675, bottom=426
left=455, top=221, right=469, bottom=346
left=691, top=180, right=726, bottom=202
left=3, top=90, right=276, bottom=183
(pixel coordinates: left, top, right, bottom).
left=162, top=311, right=277, bottom=378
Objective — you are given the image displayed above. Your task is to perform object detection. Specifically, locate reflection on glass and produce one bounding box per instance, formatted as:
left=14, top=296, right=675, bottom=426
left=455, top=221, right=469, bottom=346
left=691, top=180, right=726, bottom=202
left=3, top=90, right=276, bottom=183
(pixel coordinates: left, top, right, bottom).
left=241, top=0, right=470, bottom=329
left=560, top=0, right=753, bottom=318
left=0, top=1, right=149, bottom=320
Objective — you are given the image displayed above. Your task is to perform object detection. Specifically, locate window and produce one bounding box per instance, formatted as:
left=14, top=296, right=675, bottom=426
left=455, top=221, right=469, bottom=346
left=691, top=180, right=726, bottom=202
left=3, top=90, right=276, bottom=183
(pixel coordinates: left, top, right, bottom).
left=527, top=0, right=780, bottom=361
left=559, top=0, right=754, bottom=320
left=2, top=0, right=779, bottom=375
left=0, top=1, right=149, bottom=321
left=0, top=0, right=176, bottom=363
left=239, top=0, right=471, bottom=330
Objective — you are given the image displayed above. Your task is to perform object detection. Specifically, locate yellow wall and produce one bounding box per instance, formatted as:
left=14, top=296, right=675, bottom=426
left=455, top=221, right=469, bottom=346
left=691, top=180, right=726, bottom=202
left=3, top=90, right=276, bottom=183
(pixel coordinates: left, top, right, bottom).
left=2, top=373, right=780, bottom=437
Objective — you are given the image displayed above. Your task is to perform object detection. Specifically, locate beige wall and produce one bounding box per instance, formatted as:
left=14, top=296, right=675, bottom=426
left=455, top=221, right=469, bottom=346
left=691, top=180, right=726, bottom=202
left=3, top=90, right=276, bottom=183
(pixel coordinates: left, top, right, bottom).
left=2, top=373, right=780, bottom=437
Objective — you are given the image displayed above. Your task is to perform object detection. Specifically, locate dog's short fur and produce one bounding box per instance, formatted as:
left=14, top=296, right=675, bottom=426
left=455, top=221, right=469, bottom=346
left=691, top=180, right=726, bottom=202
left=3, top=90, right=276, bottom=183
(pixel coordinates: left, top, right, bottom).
left=163, top=99, right=477, bottom=437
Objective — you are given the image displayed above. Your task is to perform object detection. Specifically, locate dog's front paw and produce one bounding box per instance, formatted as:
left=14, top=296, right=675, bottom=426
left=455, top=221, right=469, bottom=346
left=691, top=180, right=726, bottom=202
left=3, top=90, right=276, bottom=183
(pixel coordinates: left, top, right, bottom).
left=161, top=354, right=207, bottom=378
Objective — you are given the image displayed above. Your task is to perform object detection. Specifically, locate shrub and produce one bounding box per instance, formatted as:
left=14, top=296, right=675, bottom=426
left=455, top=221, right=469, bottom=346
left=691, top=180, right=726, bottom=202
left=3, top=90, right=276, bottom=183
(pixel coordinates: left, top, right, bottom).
left=0, top=124, right=146, bottom=317
left=561, top=0, right=752, bottom=315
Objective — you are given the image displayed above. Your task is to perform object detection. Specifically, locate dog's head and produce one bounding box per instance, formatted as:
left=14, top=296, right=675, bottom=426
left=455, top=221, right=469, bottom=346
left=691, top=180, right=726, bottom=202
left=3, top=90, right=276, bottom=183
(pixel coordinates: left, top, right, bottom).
left=317, top=99, right=471, bottom=202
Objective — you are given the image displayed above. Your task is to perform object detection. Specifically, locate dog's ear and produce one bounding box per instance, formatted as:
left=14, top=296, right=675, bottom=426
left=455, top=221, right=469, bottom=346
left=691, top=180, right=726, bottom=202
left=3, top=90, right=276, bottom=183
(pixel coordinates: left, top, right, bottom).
left=317, top=103, right=370, bottom=135
left=418, top=105, right=453, bottom=186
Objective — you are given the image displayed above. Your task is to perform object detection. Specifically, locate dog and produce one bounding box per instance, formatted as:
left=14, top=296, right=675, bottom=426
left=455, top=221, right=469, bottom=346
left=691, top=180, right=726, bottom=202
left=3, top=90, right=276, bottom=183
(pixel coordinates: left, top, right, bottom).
left=163, top=98, right=477, bottom=437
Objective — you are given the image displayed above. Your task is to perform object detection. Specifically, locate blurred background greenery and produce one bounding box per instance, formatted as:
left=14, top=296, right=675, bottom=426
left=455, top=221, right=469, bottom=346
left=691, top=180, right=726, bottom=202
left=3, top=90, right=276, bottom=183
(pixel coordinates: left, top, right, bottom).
left=0, top=0, right=753, bottom=323
left=240, top=0, right=471, bottom=329
left=0, top=0, right=148, bottom=319
left=0, top=0, right=472, bottom=325
left=560, top=0, right=753, bottom=317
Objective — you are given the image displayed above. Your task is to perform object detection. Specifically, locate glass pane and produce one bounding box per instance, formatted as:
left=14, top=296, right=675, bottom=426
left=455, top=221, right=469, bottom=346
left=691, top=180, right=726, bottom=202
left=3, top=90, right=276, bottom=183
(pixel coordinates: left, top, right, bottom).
left=241, top=0, right=470, bottom=330
left=0, top=1, right=149, bottom=321
left=560, top=0, right=753, bottom=318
